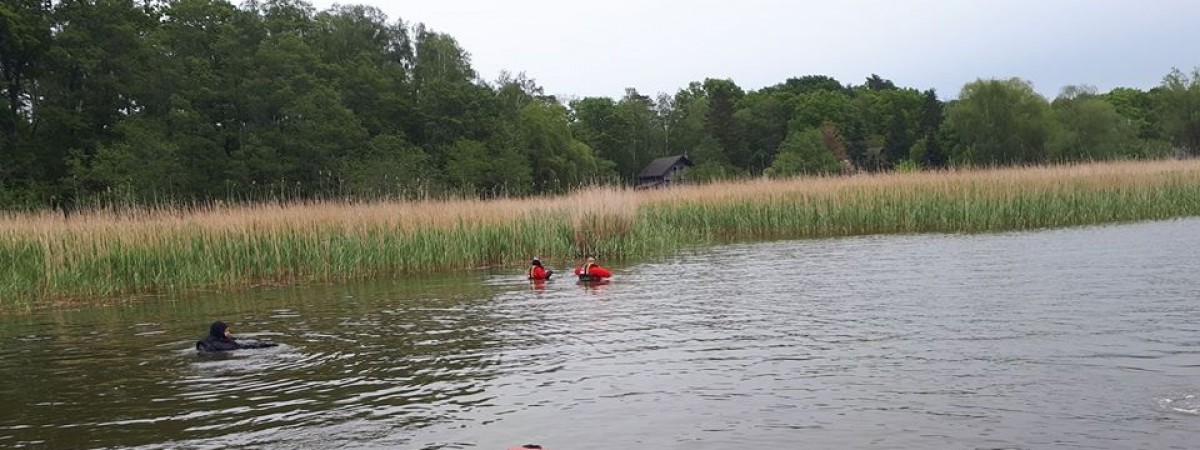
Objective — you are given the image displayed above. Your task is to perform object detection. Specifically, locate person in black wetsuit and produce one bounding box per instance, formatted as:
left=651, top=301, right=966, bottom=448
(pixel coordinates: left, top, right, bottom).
left=196, top=321, right=278, bottom=352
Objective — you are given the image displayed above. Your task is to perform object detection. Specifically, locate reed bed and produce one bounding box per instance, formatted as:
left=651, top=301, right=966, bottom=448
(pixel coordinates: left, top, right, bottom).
left=3, top=159, right=1200, bottom=308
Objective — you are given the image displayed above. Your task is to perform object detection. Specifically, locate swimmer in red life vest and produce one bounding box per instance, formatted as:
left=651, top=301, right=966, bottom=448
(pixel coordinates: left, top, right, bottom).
left=574, top=256, right=612, bottom=281
left=528, top=258, right=553, bottom=280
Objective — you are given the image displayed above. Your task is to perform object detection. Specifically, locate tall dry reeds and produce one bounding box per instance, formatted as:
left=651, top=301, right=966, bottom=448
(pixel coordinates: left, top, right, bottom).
left=3, top=160, right=1200, bottom=308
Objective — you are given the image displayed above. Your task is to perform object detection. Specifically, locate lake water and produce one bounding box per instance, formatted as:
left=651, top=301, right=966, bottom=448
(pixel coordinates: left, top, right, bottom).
left=2, top=219, right=1199, bottom=449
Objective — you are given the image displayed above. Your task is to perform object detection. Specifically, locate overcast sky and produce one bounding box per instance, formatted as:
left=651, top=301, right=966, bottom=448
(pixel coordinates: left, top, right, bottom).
left=309, top=0, right=1200, bottom=100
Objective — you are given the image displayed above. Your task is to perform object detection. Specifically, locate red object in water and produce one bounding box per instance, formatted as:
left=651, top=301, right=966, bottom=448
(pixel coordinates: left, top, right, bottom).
left=573, top=264, right=612, bottom=279
left=528, top=265, right=552, bottom=280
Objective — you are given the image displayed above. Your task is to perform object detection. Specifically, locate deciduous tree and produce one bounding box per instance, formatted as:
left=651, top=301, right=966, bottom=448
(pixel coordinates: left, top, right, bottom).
left=944, top=78, right=1053, bottom=165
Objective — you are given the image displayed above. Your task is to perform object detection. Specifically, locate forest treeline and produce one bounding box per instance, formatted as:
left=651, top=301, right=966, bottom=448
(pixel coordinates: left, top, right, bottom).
left=3, top=0, right=1199, bottom=209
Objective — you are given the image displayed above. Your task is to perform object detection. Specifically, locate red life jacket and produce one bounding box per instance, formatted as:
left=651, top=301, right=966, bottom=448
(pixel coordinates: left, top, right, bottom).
left=575, top=263, right=611, bottom=278
left=528, top=265, right=550, bottom=280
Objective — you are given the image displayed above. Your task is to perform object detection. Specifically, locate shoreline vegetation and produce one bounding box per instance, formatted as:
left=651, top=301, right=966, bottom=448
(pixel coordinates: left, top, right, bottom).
left=6, top=0, right=1200, bottom=213
left=3, top=159, right=1200, bottom=309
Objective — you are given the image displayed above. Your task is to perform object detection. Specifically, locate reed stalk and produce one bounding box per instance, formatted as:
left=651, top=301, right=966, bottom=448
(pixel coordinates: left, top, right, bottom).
left=3, top=160, right=1199, bottom=308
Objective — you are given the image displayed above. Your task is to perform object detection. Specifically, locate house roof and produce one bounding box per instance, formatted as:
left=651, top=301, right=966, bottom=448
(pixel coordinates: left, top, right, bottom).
left=637, top=155, right=694, bottom=178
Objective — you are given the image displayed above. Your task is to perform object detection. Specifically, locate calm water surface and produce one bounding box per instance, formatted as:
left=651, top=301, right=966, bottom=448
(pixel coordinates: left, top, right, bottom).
left=2, top=219, right=1199, bottom=449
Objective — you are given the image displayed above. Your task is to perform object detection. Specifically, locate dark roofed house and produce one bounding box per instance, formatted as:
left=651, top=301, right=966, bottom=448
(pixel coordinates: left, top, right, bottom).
left=636, top=155, right=693, bottom=189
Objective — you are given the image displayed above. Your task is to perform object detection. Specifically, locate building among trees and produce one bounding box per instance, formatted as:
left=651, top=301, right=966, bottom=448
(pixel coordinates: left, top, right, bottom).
left=636, top=155, right=694, bottom=188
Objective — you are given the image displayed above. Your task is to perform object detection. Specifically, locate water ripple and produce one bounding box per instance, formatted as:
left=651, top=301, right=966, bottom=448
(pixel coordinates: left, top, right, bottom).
left=2, top=219, right=1200, bottom=449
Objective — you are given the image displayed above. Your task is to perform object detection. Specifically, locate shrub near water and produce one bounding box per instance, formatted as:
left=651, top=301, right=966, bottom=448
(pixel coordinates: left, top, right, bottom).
left=2, top=160, right=1200, bottom=308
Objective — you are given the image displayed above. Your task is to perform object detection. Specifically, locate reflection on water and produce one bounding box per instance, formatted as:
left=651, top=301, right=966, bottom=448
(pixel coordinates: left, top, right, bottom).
left=2, top=219, right=1200, bottom=449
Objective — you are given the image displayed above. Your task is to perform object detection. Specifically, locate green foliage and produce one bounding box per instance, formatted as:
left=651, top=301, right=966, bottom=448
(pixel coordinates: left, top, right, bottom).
left=516, top=99, right=613, bottom=192
left=1105, top=87, right=1160, bottom=140
left=864, top=74, right=897, bottom=91
left=568, top=92, right=655, bottom=182
left=678, top=136, right=717, bottom=168
left=442, top=138, right=531, bottom=197
left=664, top=84, right=710, bottom=162
left=1158, top=67, right=1200, bottom=155
left=763, top=75, right=845, bottom=96
left=340, top=134, right=433, bottom=198
left=679, top=161, right=739, bottom=183
left=945, top=78, right=1053, bottom=165
left=734, top=91, right=792, bottom=173
left=790, top=90, right=852, bottom=131
left=836, top=84, right=924, bottom=172
left=893, top=159, right=921, bottom=172
left=766, top=128, right=841, bottom=177
left=0, top=0, right=1189, bottom=210
left=569, top=97, right=626, bottom=176
left=917, top=89, right=946, bottom=168
left=908, top=139, right=928, bottom=167
left=0, top=0, right=50, bottom=157
left=73, top=117, right=187, bottom=200
left=702, top=78, right=746, bottom=168
left=1048, top=86, right=1138, bottom=161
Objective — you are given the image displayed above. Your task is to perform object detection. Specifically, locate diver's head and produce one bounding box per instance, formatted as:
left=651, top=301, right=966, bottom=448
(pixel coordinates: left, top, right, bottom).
left=209, top=321, right=229, bottom=338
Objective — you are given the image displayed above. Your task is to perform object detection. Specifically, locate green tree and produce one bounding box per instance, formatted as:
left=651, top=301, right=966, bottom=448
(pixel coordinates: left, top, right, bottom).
left=570, top=90, right=657, bottom=181
left=442, top=138, right=531, bottom=197
left=252, top=0, right=315, bottom=36
left=818, top=121, right=848, bottom=163
left=1047, top=85, right=1138, bottom=161
left=340, top=134, right=432, bottom=198
left=651, top=92, right=678, bottom=156
left=944, top=78, right=1053, bottom=165
left=153, top=0, right=257, bottom=197
left=916, top=89, right=946, bottom=168
left=667, top=82, right=709, bottom=160
left=570, top=96, right=632, bottom=178
left=279, top=86, right=369, bottom=193
left=34, top=0, right=159, bottom=200
left=702, top=78, right=745, bottom=167
left=846, top=85, right=923, bottom=169
left=69, top=117, right=186, bottom=201
left=410, top=27, right=499, bottom=155
left=311, top=4, right=415, bottom=137
left=1104, top=87, right=1160, bottom=141
left=762, top=75, right=845, bottom=96
left=864, top=74, right=897, bottom=91
left=1158, top=67, right=1200, bottom=155
left=765, top=128, right=840, bottom=177
left=883, top=90, right=926, bottom=169
left=0, top=0, right=50, bottom=154
left=0, top=0, right=51, bottom=203
left=516, top=99, right=610, bottom=192
left=679, top=160, right=736, bottom=183
left=734, top=90, right=792, bottom=173
left=790, top=89, right=852, bottom=132
left=688, top=136, right=728, bottom=171
left=616, top=88, right=658, bottom=175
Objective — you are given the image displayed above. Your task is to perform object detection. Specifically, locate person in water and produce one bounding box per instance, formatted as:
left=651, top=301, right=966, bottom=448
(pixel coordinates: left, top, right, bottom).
left=574, top=256, right=612, bottom=281
left=196, top=320, right=278, bottom=352
left=528, top=258, right=553, bottom=280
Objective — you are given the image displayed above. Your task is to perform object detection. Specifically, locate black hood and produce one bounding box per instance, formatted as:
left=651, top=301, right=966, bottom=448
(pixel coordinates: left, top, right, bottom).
left=209, top=321, right=228, bottom=339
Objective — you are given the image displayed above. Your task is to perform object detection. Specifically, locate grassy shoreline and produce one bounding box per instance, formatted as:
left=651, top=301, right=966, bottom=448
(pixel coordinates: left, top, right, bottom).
left=4, top=160, right=1200, bottom=309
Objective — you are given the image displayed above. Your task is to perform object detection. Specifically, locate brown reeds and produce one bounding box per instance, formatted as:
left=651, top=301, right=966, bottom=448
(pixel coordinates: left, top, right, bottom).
left=2, top=159, right=1199, bottom=308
